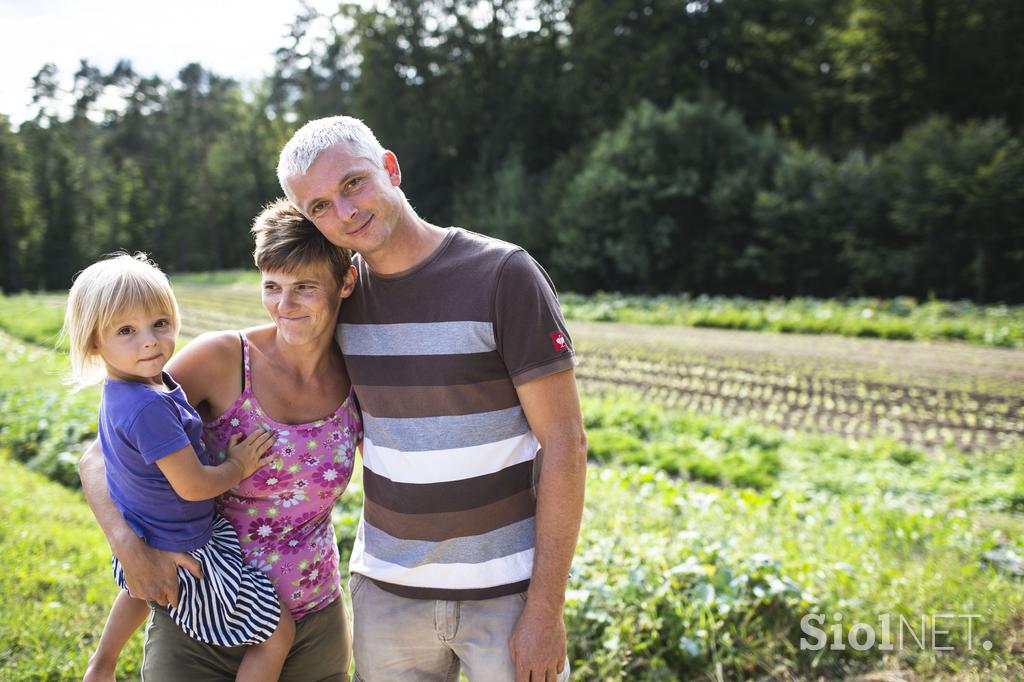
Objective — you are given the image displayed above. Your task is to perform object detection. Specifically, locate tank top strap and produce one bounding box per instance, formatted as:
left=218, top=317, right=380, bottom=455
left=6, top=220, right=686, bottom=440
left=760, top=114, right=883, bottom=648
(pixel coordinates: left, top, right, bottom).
left=238, top=332, right=253, bottom=394
left=348, top=388, right=362, bottom=433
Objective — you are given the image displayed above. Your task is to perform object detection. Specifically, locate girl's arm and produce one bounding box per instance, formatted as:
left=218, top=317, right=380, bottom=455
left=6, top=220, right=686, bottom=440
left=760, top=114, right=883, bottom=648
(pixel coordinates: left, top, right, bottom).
left=155, top=430, right=276, bottom=501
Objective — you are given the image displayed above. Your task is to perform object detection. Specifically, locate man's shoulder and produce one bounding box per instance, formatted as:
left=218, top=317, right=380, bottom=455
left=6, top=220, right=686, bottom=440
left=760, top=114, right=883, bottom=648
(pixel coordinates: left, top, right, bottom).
left=350, top=228, right=526, bottom=275
left=446, top=227, right=525, bottom=264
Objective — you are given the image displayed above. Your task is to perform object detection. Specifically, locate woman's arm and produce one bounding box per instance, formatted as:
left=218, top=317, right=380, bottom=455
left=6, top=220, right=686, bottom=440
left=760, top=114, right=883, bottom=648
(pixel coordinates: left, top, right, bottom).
left=79, top=439, right=201, bottom=606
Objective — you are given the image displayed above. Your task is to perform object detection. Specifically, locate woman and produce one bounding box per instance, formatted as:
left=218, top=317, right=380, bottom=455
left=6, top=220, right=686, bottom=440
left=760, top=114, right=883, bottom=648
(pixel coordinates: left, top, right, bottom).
left=78, top=199, right=360, bottom=682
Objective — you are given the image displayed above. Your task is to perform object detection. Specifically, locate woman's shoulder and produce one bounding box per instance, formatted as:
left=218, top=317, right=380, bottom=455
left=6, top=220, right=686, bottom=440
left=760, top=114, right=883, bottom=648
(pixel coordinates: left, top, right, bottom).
left=167, top=329, right=255, bottom=403
left=169, top=331, right=234, bottom=373
left=238, top=324, right=278, bottom=352
left=185, top=329, right=242, bottom=354
left=175, top=326, right=266, bottom=364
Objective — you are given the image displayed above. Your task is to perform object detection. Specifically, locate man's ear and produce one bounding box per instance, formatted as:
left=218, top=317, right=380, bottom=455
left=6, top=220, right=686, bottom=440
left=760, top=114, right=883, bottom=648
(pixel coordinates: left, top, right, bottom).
left=383, top=150, right=401, bottom=187
left=339, top=264, right=358, bottom=300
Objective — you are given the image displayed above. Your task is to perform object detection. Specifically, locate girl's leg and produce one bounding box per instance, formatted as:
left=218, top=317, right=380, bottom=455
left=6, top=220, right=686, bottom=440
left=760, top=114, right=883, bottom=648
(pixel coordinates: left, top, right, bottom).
left=235, top=599, right=296, bottom=682
left=83, top=591, right=151, bottom=682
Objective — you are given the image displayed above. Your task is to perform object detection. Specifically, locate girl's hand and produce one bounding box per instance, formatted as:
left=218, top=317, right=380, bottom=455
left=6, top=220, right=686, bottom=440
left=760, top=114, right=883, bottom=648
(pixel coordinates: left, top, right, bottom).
left=226, top=428, right=276, bottom=479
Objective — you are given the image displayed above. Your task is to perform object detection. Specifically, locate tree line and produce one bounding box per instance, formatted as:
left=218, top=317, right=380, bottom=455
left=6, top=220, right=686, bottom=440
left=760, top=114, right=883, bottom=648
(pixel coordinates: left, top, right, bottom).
left=2, top=0, right=1023, bottom=301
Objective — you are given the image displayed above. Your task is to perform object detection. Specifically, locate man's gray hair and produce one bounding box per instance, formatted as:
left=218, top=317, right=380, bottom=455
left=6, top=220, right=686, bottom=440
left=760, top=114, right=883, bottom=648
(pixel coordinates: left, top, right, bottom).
left=277, top=116, right=387, bottom=209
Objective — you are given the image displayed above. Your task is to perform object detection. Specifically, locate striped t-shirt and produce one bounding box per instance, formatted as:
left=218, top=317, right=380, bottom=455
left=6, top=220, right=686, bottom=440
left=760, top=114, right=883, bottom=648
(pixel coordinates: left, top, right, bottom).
left=339, top=228, right=577, bottom=600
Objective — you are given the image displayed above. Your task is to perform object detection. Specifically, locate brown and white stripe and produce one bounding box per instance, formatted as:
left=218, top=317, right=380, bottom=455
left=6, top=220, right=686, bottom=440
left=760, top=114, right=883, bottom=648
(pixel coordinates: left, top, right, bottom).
left=339, top=228, right=576, bottom=600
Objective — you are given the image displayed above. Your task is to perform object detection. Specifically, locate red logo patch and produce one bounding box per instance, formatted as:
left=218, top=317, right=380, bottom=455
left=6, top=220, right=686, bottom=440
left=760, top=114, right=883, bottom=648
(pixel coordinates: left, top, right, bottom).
left=550, top=332, right=569, bottom=352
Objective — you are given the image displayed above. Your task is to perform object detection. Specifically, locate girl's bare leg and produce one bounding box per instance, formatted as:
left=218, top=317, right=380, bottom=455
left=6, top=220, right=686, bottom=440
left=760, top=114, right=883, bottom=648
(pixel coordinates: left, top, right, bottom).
left=235, top=599, right=296, bottom=682
left=83, top=591, right=151, bottom=682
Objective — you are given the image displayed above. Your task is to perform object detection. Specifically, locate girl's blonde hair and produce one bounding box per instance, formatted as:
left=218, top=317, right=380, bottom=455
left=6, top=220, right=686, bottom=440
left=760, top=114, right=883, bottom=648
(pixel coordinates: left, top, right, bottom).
left=62, top=253, right=180, bottom=390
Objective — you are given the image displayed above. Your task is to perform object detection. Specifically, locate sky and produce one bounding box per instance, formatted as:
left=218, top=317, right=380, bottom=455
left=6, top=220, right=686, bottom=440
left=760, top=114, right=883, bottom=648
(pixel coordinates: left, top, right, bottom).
left=0, top=0, right=338, bottom=124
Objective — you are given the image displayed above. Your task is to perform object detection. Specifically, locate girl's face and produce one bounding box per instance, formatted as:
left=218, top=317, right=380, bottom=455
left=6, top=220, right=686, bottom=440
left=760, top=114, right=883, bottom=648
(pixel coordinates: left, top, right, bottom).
left=94, top=307, right=177, bottom=385
left=261, top=263, right=355, bottom=347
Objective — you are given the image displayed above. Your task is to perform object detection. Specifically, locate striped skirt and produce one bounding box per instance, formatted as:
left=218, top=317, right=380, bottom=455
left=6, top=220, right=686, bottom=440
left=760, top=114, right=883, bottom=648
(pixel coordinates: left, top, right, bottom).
left=113, top=514, right=280, bottom=647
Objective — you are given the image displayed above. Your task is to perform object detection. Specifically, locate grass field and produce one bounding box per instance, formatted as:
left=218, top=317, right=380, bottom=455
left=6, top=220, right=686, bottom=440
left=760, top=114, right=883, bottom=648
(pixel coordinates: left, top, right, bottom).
left=1, top=280, right=1023, bottom=680
left=0, top=456, right=143, bottom=679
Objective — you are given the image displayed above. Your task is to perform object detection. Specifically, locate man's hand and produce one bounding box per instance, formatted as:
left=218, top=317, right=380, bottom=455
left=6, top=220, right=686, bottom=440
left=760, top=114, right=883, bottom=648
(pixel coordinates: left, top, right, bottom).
left=116, top=531, right=202, bottom=608
left=509, top=368, right=586, bottom=681
left=510, top=597, right=567, bottom=682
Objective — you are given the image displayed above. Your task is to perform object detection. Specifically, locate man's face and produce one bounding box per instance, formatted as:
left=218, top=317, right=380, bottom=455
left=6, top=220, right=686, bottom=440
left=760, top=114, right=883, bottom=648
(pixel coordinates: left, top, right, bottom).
left=287, top=141, right=403, bottom=257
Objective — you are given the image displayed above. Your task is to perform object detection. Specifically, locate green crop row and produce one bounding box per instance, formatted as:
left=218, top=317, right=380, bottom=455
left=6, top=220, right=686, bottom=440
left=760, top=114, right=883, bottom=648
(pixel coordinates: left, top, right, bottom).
left=3, top=323, right=1022, bottom=519
left=582, top=392, right=1024, bottom=513
left=16, top=331, right=1020, bottom=515
left=561, top=292, right=1024, bottom=348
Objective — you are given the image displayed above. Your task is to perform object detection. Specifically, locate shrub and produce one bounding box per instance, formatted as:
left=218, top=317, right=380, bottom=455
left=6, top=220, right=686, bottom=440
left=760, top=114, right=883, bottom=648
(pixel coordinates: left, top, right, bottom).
left=553, top=96, right=782, bottom=293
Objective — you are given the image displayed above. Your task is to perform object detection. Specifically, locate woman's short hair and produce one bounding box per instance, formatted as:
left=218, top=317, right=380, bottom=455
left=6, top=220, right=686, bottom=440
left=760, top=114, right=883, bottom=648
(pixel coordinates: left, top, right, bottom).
left=251, top=198, right=352, bottom=287
left=62, top=252, right=180, bottom=390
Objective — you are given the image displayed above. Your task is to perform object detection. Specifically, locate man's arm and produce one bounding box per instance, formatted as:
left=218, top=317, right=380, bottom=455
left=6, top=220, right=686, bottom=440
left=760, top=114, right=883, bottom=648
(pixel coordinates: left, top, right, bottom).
left=509, top=369, right=587, bottom=682
left=79, top=439, right=201, bottom=607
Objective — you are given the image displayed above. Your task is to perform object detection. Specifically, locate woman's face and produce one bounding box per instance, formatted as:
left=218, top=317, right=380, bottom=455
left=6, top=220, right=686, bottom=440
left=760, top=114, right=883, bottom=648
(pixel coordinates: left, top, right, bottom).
left=261, top=262, right=355, bottom=346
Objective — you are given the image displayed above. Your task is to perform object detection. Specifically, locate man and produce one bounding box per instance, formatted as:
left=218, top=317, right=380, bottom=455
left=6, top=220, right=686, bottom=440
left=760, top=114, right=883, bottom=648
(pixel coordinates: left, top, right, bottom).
left=277, top=115, right=587, bottom=681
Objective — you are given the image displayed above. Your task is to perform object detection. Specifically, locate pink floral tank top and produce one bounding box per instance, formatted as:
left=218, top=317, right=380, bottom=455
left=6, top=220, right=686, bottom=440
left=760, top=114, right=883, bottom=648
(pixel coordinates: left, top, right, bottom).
left=203, top=334, right=360, bottom=619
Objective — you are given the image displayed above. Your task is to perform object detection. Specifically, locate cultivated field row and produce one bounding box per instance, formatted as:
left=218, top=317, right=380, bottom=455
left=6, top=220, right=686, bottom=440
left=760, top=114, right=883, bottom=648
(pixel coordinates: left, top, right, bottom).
left=576, top=350, right=1024, bottom=451
left=171, top=292, right=1024, bottom=454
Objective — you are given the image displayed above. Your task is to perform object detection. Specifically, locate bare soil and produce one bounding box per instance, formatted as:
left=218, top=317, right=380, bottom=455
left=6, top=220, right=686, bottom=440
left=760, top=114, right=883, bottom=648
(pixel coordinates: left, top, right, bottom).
left=571, top=322, right=1024, bottom=451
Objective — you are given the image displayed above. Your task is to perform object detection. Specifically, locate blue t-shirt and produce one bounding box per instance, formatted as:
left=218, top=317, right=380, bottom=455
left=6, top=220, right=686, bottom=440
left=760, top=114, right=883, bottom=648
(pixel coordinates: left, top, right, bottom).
left=98, top=372, right=214, bottom=552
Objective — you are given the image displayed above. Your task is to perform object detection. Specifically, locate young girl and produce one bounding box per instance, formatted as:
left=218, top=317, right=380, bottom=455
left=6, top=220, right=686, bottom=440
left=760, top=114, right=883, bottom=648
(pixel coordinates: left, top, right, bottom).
left=65, top=253, right=295, bottom=682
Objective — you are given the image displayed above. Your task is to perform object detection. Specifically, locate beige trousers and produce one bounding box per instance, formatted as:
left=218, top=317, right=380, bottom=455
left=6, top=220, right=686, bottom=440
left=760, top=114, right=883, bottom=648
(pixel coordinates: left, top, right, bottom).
left=350, top=573, right=570, bottom=682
